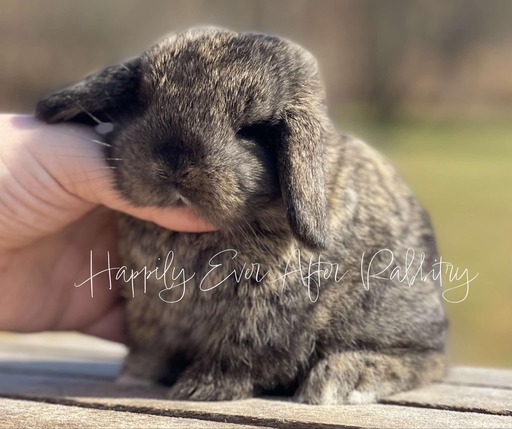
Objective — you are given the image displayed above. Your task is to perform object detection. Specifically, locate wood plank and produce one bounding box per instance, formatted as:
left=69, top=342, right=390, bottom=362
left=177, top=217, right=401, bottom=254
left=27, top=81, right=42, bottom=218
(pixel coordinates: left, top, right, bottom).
left=0, top=373, right=511, bottom=429
left=0, top=332, right=126, bottom=361
left=0, top=358, right=120, bottom=380
left=1, top=369, right=510, bottom=416
left=384, top=383, right=512, bottom=416
left=0, top=397, right=270, bottom=429
left=1, top=334, right=512, bottom=427
left=445, top=366, right=512, bottom=389
left=3, top=334, right=512, bottom=389
left=1, top=347, right=511, bottom=417
left=0, top=372, right=166, bottom=400
left=0, top=333, right=123, bottom=380
left=70, top=398, right=512, bottom=429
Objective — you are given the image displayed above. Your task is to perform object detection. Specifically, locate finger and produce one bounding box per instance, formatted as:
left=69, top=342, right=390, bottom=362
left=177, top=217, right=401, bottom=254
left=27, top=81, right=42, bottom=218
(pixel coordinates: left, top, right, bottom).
left=95, top=188, right=217, bottom=232
left=5, top=114, right=216, bottom=233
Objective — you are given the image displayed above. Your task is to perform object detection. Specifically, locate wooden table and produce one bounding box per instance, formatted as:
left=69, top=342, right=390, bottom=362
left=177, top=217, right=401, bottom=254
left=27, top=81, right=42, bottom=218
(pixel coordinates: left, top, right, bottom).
left=0, top=333, right=510, bottom=428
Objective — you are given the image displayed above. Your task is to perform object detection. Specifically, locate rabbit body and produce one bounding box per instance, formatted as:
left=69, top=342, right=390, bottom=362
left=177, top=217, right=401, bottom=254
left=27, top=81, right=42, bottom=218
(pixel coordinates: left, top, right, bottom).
left=36, top=27, right=447, bottom=404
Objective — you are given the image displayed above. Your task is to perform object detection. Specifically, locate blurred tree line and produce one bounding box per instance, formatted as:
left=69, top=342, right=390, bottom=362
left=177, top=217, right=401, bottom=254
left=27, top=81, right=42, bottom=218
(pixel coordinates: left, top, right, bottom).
left=1, top=0, right=511, bottom=120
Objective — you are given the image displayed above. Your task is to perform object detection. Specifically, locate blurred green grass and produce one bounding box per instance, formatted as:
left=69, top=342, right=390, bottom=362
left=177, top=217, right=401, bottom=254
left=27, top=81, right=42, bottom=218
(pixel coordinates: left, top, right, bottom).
left=340, top=116, right=512, bottom=367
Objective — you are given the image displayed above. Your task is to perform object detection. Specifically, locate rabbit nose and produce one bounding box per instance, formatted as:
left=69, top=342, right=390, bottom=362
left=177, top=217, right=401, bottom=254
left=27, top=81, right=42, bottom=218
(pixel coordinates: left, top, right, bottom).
left=153, top=141, right=184, bottom=170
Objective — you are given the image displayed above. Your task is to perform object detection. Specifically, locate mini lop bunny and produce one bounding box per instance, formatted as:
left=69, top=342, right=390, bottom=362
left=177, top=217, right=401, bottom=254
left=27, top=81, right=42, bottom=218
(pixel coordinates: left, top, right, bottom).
left=36, top=27, right=447, bottom=404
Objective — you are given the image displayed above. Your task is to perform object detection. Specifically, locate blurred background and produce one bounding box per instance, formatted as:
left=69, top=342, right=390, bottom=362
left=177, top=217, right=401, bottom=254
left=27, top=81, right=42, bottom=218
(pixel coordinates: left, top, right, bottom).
left=1, top=0, right=510, bottom=367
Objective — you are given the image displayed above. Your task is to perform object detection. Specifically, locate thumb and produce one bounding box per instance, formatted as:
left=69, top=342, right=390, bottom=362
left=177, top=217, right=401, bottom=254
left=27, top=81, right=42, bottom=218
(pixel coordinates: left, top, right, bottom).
left=4, top=115, right=216, bottom=241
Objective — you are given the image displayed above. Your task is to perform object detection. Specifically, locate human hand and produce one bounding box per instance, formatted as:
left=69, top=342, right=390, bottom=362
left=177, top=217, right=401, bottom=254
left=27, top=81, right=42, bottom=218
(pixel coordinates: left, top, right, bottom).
left=0, top=114, right=215, bottom=342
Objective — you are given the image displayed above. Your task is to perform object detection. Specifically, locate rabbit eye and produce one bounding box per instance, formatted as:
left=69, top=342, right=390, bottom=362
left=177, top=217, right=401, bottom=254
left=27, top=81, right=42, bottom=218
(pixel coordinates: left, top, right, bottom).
left=236, top=121, right=281, bottom=148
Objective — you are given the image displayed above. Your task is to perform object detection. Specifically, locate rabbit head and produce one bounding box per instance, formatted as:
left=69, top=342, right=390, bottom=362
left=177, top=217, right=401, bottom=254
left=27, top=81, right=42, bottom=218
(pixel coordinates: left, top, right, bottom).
left=36, top=27, right=331, bottom=249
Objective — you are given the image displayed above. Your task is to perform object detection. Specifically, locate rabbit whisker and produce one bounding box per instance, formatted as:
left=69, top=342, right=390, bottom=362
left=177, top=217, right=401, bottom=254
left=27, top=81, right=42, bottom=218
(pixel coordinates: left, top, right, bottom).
left=69, top=97, right=104, bottom=125
left=49, top=128, right=113, bottom=148
left=92, top=139, right=113, bottom=148
left=54, top=154, right=105, bottom=161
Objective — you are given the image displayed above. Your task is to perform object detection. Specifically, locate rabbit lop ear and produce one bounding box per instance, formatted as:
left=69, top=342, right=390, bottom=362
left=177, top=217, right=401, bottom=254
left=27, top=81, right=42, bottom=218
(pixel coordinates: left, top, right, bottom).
left=278, top=79, right=330, bottom=251
left=36, top=58, right=141, bottom=125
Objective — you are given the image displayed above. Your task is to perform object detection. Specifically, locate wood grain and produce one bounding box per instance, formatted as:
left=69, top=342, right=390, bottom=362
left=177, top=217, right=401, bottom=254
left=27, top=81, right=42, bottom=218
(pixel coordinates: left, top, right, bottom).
left=1, top=333, right=511, bottom=429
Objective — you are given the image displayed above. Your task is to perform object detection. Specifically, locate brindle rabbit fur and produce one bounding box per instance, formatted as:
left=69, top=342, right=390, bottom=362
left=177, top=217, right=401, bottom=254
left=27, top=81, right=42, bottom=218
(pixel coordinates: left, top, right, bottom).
left=36, top=27, right=447, bottom=404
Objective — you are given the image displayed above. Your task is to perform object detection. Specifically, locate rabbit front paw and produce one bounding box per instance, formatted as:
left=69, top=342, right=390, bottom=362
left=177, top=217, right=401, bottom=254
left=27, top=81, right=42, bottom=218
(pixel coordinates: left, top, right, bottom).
left=167, top=364, right=253, bottom=401
left=294, top=350, right=445, bottom=405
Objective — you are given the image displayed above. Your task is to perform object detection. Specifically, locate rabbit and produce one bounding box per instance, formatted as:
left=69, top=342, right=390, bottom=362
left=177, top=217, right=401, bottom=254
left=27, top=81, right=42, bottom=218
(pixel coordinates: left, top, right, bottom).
left=36, top=27, right=448, bottom=405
